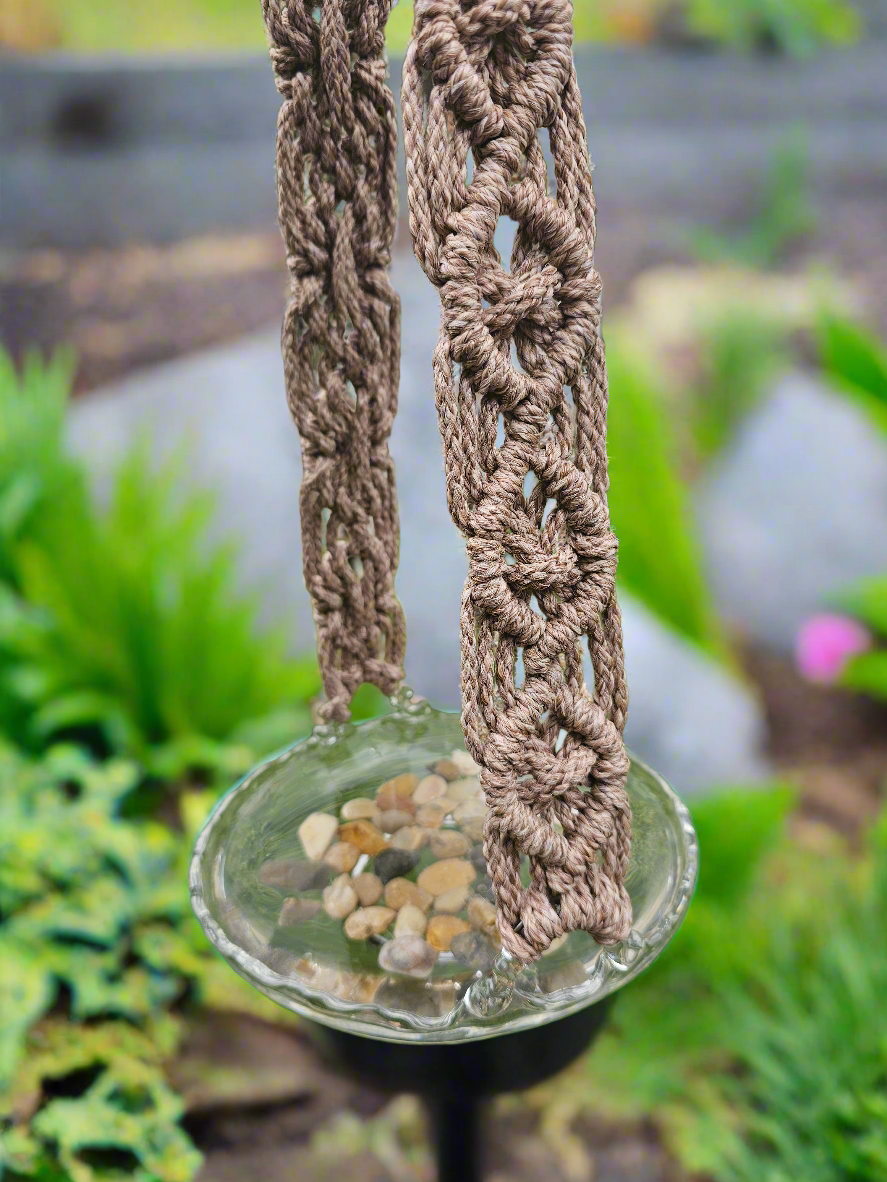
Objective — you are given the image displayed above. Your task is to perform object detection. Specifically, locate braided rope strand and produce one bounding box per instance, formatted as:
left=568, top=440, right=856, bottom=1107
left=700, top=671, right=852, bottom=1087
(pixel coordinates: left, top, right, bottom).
left=403, top=0, right=632, bottom=960
left=263, top=0, right=406, bottom=722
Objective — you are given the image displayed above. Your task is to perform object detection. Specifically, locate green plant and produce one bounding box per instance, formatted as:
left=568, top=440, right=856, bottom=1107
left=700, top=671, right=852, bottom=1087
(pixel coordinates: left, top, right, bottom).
left=816, top=313, right=887, bottom=436
left=0, top=743, right=292, bottom=1181
left=690, top=133, right=816, bottom=268
left=681, top=0, right=859, bottom=55
left=605, top=332, right=726, bottom=657
left=837, top=575, right=887, bottom=703
left=0, top=350, right=393, bottom=774
left=691, top=310, right=789, bottom=458
left=690, top=816, right=887, bottom=1181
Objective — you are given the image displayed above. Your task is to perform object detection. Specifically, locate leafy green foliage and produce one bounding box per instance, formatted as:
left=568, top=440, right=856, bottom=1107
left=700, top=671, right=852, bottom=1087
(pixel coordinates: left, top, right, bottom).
left=0, top=350, right=336, bottom=773
left=0, top=743, right=292, bottom=1181
left=690, top=133, right=816, bottom=267
left=838, top=574, right=887, bottom=704
left=680, top=0, right=859, bottom=55
left=816, top=313, right=887, bottom=435
left=605, top=333, right=726, bottom=657
left=691, top=310, right=789, bottom=458
left=691, top=820, right=887, bottom=1181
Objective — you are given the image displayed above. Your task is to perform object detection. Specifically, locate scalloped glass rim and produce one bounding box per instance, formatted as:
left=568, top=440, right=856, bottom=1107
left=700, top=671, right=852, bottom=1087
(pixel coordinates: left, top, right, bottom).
left=190, top=698, right=698, bottom=1044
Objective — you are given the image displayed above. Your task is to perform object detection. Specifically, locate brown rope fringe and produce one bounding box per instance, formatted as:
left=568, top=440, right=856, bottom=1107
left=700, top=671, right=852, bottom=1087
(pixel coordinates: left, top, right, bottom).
left=403, top=0, right=632, bottom=960
left=262, top=0, right=406, bottom=723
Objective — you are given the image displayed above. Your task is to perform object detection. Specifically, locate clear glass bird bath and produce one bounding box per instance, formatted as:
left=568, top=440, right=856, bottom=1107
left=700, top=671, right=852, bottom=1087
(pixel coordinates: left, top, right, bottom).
left=190, top=692, right=698, bottom=1045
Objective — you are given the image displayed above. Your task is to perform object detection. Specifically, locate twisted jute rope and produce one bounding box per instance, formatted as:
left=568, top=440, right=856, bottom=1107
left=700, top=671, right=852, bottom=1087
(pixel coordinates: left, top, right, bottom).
left=262, top=0, right=406, bottom=724
left=403, top=0, right=632, bottom=960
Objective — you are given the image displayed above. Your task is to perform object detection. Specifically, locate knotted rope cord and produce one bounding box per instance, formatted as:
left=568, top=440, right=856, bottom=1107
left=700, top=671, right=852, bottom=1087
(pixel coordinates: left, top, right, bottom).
left=403, top=0, right=632, bottom=960
left=262, top=0, right=406, bottom=723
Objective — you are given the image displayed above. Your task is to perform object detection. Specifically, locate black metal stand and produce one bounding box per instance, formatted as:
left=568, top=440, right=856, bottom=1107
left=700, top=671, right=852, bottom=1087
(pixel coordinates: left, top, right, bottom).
left=309, top=997, right=612, bottom=1181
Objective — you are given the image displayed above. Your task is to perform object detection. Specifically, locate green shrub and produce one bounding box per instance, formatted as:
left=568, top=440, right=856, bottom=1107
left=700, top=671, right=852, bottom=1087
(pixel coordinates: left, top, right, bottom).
left=816, top=313, right=887, bottom=436
left=0, top=350, right=394, bottom=775
left=837, top=574, right=887, bottom=704
left=680, top=0, right=859, bottom=55
left=605, top=333, right=726, bottom=658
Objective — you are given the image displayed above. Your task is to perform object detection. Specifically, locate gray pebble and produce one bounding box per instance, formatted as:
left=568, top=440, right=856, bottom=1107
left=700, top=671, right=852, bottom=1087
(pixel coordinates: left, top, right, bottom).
left=373, top=848, right=421, bottom=884
left=377, top=935, right=438, bottom=979
left=258, top=858, right=331, bottom=892
left=450, top=930, right=497, bottom=973
left=468, top=846, right=488, bottom=874
left=278, top=897, right=322, bottom=925
left=375, top=978, right=439, bottom=1017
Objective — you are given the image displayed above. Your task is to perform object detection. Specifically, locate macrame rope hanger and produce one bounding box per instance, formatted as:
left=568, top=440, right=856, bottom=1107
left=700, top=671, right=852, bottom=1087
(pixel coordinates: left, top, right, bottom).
left=262, top=0, right=632, bottom=964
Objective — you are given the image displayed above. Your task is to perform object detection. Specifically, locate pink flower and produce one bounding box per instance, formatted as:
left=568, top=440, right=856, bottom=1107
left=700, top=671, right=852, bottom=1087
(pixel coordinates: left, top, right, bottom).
left=795, top=613, right=872, bottom=684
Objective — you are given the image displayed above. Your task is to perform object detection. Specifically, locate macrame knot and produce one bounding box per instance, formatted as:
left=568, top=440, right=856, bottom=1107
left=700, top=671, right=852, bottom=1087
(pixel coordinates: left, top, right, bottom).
left=265, top=0, right=406, bottom=723
left=404, top=0, right=632, bottom=960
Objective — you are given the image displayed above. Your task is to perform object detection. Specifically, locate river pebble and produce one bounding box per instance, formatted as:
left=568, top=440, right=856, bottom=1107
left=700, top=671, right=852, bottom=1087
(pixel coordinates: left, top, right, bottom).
left=384, top=877, right=433, bottom=912
left=390, top=825, right=428, bottom=851
left=378, top=936, right=438, bottom=978
left=323, top=841, right=360, bottom=873
left=417, top=858, right=476, bottom=897
left=340, top=797, right=383, bottom=822
left=278, top=897, right=322, bottom=925
left=374, top=848, right=421, bottom=884
left=258, top=858, right=331, bottom=892
left=428, top=829, right=470, bottom=859
left=338, top=819, right=389, bottom=855
left=298, top=812, right=339, bottom=861
left=344, top=906, right=396, bottom=940
left=394, top=901, right=428, bottom=937
left=352, top=872, right=384, bottom=906
left=322, top=874, right=359, bottom=919
left=426, top=915, right=471, bottom=952
left=450, top=930, right=497, bottom=973
left=413, top=774, right=448, bottom=803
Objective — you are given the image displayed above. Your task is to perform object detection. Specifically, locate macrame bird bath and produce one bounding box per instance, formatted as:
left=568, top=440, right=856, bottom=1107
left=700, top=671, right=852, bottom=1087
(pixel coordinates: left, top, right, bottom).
left=190, top=1, right=698, bottom=1178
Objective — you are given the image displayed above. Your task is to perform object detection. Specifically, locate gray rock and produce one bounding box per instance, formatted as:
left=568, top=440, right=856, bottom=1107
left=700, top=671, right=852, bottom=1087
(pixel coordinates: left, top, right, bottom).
left=277, top=897, right=322, bottom=926
left=450, top=930, right=497, bottom=974
left=258, top=858, right=331, bottom=892
left=377, top=936, right=438, bottom=979
left=697, top=371, right=887, bottom=651
left=617, top=595, right=770, bottom=796
left=372, top=848, right=420, bottom=885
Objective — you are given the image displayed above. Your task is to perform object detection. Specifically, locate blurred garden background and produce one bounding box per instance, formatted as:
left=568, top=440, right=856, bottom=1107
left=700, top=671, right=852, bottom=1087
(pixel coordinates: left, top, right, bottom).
left=2, top=1, right=887, bottom=1179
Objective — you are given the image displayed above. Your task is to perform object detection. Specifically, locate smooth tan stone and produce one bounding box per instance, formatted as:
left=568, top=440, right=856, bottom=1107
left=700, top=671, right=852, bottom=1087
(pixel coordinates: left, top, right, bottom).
left=278, top=897, right=321, bottom=925
left=377, top=809, right=414, bottom=834
left=426, top=915, right=471, bottom=952
left=258, top=858, right=330, bottom=891
left=340, top=797, right=382, bottom=822
left=323, top=841, right=360, bottom=873
left=393, top=902, right=428, bottom=938
left=352, top=872, right=384, bottom=906
left=433, top=885, right=470, bottom=914
left=417, top=858, right=476, bottom=897
left=344, top=906, right=396, bottom=940
left=298, top=812, right=338, bottom=861
left=467, top=895, right=499, bottom=943
left=374, top=791, right=416, bottom=815
left=375, top=773, right=420, bottom=809
left=447, top=777, right=482, bottom=802
left=453, top=798, right=487, bottom=842
left=415, top=800, right=452, bottom=829
left=428, top=829, right=470, bottom=859
left=378, top=936, right=437, bottom=978
left=333, top=972, right=380, bottom=1003
left=431, top=758, right=461, bottom=782
left=413, top=774, right=448, bottom=804
left=390, top=825, right=428, bottom=851
left=384, top=877, right=433, bottom=913
left=322, top=874, right=358, bottom=919
left=451, top=749, right=481, bottom=776
left=338, top=819, right=390, bottom=856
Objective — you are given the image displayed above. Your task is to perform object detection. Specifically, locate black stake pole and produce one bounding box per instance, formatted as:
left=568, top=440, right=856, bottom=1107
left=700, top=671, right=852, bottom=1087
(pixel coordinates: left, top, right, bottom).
left=428, top=1095, right=485, bottom=1182
left=309, top=997, right=613, bottom=1181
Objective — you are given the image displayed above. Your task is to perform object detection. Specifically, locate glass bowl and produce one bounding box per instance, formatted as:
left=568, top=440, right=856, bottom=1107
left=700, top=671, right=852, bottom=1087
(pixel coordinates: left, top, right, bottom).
left=190, top=693, right=697, bottom=1043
